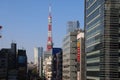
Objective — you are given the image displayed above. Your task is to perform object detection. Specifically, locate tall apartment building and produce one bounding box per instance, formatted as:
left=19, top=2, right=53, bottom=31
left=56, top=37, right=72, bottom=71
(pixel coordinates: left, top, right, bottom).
left=77, top=30, right=85, bottom=80
left=85, top=0, right=120, bottom=80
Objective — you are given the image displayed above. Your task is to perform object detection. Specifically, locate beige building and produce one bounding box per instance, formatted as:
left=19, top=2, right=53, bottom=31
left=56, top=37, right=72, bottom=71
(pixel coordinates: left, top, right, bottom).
left=43, top=56, right=52, bottom=80
left=43, top=50, right=52, bottom=80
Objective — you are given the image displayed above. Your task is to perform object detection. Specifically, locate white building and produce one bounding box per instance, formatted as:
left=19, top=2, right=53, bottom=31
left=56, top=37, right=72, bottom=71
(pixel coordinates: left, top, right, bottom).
left=34, top=47, right=43, bottom=76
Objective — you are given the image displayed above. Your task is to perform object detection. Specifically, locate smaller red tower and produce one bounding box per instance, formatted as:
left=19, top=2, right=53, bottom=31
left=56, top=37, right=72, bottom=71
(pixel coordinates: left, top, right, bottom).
left=46, top=5, right=53, bottom=51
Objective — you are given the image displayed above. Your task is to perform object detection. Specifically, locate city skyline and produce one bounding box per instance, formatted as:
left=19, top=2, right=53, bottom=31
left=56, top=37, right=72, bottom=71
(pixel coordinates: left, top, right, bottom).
left=0, top=0, right=84, bottom=62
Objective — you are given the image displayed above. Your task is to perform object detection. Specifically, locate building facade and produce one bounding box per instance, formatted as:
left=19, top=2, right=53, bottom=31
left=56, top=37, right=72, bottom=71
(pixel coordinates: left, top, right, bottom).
left=56, top=49, right=63, bottom=80
left=52, top=48, right=62, bottom=80
left=43, top=50, right=52, bottom=80
left=0, top=43, right=27, bottom=80
left=85, top=0, right=120, bottom=80
left=34, top=47, right=39, bottom=66
left=62, top=31, right=77, bottom=80
left=67, top=21, right=80, bottom=33
left=0, top=49, right=9, bottom=80
left=77, top=30, right=85, bottom=80
left=18, top=49, right=27, bottom=80
left=34, top=47, right=43, bottom=77
left=8, top=43, right=17, bottom=80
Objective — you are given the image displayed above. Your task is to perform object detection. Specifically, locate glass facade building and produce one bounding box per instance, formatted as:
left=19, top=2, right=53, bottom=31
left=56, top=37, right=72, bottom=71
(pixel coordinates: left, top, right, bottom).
left=67, top=21, right=80, bottom=33
left=85, top=0, right=120, bottom=80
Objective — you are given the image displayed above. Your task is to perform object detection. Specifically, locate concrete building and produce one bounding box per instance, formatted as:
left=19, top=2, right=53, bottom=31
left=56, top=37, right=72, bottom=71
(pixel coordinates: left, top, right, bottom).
left=77, top=30, right=85, bottom=80
left=0, top=43, right=28, bottom=80
left=44, top=56, right=52, bottom=80
left=67, top=21, right=80, bottom=33
left=85, top=0, right=120, bottom=80
left=62, top=31, right=77, bottom=80
left=43, top=50, right=52, bottom=80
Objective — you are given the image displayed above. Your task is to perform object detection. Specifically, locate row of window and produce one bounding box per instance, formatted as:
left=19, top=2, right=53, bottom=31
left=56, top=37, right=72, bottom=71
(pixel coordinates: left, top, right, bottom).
left=86, top=43, right=102, bottom=53
left=86, top=0, right=103, bottom=16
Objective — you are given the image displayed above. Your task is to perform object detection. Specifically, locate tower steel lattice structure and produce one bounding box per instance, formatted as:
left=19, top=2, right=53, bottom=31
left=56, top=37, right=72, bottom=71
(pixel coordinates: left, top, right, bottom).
left=46, top=5, right=53, bottom=51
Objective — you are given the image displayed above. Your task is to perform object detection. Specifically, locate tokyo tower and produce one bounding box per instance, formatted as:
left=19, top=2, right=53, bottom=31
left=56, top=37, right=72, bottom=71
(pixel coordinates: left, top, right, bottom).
left=46, top=5, right=53, bottom=51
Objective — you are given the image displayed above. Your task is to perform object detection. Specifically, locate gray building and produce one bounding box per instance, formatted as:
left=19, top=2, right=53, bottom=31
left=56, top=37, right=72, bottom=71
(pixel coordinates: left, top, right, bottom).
left=67, top=21, right=80, bottom=33
left=85, top=0, right=120, bottom=80
left=62, top=31, right=77, bottom=80
left=34, top=47, right=43, bottom=77
left=38, top=47, right=43, bottom=77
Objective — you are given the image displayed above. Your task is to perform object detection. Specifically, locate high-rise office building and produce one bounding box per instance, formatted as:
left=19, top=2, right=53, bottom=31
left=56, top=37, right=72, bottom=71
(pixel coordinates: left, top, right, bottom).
left=52, top=48, right=62, bottom=80
left=67, top=21, right=80, bottom=33
left=18, top=49, right=27, bottom=80
left=85, top=0, right=120, bottom=80
left=38, top=47, right=43, bottom=77
left=34, top=47, right=43, bottom=65
left=0, top=43, right=27, bottom=80
left=34, top=47, right=43, bottom=76
left=8, top=43, right=17, bottom=80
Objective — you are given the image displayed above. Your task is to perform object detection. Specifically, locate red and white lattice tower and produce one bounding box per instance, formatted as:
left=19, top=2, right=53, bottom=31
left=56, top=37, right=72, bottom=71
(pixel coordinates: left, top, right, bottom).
left=0, top=26, right=2, bottom=38
left=46, top=5, right=53, bottom=51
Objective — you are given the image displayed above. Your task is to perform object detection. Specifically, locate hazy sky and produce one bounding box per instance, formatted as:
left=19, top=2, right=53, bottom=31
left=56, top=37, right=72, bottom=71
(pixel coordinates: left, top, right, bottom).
left=0, top=0, right=84, bottom=62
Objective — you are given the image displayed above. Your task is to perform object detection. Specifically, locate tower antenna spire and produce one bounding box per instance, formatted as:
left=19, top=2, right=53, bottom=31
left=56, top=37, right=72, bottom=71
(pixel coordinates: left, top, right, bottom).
left=46, top=3, right=53, bottom=51
left=49, top=4, right=51, bottom=15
